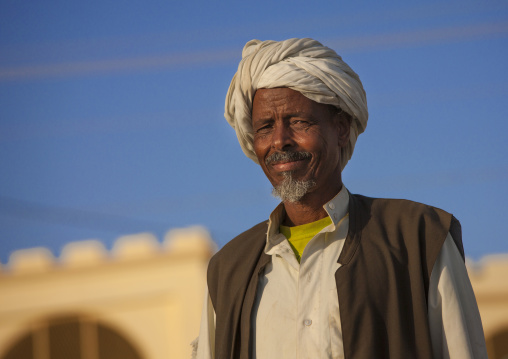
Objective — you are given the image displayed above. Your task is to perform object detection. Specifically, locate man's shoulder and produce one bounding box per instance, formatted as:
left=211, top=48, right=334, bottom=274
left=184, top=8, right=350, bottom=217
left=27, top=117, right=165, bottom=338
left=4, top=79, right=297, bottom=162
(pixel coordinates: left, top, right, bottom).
left=350, top=193, right=464, bottom=259
left=209, top=220, right=268, bottom=267
left=207, top=220, right=270, bottom=304
left=351, top=193, right=452, bottom=218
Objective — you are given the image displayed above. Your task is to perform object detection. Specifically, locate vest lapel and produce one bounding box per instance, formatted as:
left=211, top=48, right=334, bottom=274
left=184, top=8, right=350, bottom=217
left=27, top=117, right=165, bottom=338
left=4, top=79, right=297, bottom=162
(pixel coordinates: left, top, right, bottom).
left=239, top=252, right=271, bottom=359
left=337, top=192, right=363, bottom=266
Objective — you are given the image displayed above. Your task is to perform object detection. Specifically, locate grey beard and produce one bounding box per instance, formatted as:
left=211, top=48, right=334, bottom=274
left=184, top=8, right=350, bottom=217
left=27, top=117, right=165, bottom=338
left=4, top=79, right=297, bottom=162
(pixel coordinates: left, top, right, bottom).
left=271, top=171, right=316, bottom=203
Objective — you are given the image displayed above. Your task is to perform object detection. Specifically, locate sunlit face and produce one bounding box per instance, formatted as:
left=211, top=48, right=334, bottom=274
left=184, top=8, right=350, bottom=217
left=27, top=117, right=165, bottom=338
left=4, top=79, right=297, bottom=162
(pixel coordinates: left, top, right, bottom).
left=252, top=88, right=349, bottom=203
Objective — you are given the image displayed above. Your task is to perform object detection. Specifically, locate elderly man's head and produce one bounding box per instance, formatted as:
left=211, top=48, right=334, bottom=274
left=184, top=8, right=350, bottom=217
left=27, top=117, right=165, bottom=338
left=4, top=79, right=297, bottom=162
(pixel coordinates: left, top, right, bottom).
left=252, top=87, right=351, bottom=202
left=225, top=38, right=368, bottom=202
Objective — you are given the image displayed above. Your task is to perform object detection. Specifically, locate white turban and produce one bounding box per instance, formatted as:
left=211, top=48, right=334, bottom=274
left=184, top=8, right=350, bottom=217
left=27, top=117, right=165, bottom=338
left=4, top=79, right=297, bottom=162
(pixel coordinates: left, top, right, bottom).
left=225, top=38, right=368, bottom=170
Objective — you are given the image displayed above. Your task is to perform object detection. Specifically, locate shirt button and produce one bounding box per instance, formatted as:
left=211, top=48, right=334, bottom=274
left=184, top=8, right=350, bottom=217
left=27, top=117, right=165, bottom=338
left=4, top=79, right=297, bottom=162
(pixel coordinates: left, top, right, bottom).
left=304, top=319, right=312, bottom=326
left=328, top=203, right=335, bottom=209
left=333, top=213, right=339, bottom=221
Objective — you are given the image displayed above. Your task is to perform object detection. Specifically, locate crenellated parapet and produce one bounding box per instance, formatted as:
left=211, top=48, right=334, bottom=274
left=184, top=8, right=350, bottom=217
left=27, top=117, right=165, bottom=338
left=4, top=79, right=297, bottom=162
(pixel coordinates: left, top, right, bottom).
left=467, top=254, right=508, bottom=299
left=1, top=225, right=216, bottom=276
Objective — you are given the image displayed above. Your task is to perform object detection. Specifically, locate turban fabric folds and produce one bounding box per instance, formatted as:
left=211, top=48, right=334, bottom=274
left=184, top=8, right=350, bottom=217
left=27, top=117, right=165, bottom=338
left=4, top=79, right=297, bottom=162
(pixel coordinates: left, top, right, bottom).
left=225, top=38, right=368, bottom=170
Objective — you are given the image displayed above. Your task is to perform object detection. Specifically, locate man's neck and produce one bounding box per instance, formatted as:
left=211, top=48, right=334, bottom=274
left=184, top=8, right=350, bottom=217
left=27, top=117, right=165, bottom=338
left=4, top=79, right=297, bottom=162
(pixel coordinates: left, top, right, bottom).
left=282, top=183, right=343, bottom=227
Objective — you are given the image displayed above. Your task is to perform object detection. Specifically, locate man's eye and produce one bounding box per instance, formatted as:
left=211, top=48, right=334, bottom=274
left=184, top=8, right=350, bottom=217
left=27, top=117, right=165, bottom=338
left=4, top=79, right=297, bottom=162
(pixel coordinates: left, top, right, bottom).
left=291, top=119, right=309, bottom=127
left=255, top=124, right=272, bottom=133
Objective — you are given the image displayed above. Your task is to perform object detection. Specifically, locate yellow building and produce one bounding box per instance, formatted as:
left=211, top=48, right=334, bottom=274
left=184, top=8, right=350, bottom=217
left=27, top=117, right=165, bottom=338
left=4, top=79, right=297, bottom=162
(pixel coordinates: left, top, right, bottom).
left=0, top=227, right=507, bottom=358
left=469, top=256, right=508, bottom=359
left=0, top=227, right=214, bottom=359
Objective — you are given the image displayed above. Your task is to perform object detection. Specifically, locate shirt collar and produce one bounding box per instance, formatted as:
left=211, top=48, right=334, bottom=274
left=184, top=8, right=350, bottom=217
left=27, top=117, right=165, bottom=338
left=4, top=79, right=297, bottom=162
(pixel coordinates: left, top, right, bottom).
left=323, top=186, right=349, bottom=226
left=265, top=185, right=350, bottom=253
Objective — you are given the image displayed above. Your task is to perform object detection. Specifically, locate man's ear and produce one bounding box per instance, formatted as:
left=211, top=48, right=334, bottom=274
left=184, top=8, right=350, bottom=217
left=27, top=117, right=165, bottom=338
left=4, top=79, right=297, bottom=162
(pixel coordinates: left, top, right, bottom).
left=335, top=113, right=351, bottom=148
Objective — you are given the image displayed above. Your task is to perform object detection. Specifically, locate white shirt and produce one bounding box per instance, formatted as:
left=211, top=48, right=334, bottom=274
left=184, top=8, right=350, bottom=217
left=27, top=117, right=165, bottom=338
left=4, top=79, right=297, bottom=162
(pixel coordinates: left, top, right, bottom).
left=195, top=187, right=487, bottom=359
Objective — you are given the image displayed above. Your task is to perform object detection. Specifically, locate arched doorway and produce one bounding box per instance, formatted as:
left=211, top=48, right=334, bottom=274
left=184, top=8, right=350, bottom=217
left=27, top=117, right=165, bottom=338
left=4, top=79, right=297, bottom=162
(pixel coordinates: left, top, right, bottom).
left=1, top=315, right=143, bottom=359
left=488, top=326, right=508, bottom=359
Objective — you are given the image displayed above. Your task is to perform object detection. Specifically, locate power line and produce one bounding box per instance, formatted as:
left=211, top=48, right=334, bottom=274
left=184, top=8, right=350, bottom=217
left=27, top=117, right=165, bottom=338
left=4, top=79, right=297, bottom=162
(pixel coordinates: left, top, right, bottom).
left=0, top=196, right=167, bottom=233
left=1, top=21, right=507, bottom=81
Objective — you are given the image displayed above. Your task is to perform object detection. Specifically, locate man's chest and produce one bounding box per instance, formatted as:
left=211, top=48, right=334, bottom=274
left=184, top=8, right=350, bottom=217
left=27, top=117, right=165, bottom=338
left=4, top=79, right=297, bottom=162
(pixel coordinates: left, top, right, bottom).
left=251, top=226, right=347, bottom=359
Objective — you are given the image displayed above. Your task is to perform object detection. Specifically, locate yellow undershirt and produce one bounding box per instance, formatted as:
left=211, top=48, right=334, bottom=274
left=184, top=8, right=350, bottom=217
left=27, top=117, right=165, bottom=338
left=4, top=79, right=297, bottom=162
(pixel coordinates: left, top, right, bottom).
left=279, top=216, right=333, bottom=262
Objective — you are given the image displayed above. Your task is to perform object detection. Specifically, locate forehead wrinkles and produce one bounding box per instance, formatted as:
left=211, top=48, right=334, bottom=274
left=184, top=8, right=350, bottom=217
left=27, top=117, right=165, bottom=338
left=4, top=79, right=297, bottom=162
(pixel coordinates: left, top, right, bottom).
left=253, top=89, right=309, bottom=119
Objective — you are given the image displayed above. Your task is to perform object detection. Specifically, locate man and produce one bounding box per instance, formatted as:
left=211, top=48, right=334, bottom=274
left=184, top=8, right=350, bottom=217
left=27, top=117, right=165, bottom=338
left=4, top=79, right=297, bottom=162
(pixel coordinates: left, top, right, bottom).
left=194, top=38, right=487, bottom=359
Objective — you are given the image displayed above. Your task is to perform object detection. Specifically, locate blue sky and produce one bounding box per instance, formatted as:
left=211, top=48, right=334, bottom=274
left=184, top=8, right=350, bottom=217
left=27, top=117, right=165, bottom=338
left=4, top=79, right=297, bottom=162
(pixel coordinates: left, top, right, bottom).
left=1, top=1, right=507, bottom=264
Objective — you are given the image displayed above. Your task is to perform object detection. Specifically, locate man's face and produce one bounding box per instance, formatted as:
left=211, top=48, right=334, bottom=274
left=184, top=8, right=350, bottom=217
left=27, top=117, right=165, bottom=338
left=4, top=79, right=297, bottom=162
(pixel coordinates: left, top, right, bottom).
left=252, top=87, right=349, bottom=203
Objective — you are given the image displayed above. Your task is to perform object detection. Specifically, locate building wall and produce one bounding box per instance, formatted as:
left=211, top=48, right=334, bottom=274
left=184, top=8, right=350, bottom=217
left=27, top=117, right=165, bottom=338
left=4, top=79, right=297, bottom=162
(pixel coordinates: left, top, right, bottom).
left=468, top=256, right=508, bottom=359
left=0, top=227, right=214, bottom=359
left=1, top=227, right=507, bottom=358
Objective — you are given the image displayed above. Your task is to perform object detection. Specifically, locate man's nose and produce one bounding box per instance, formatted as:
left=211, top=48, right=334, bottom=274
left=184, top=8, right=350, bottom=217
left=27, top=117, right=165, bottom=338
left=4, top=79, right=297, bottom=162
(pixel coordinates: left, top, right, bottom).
left=271, top=124, right=294, bottom=150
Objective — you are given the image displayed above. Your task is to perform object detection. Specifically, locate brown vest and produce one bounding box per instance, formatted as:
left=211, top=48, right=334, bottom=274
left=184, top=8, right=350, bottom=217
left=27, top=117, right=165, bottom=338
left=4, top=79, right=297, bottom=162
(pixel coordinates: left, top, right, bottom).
left=207, top=194, right=464, bottom=359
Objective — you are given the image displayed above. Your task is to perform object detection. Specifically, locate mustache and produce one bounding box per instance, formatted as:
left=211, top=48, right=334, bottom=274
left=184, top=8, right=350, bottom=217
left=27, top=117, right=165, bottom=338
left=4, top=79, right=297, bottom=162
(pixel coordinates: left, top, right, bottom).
left=265, top=151, right=312, bottom=166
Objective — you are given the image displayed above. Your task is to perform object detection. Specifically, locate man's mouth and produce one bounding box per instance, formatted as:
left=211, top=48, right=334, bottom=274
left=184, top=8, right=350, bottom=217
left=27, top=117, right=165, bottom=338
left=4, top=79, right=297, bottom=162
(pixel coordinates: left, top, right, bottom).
left=265, top=151, right=311, bottom=171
